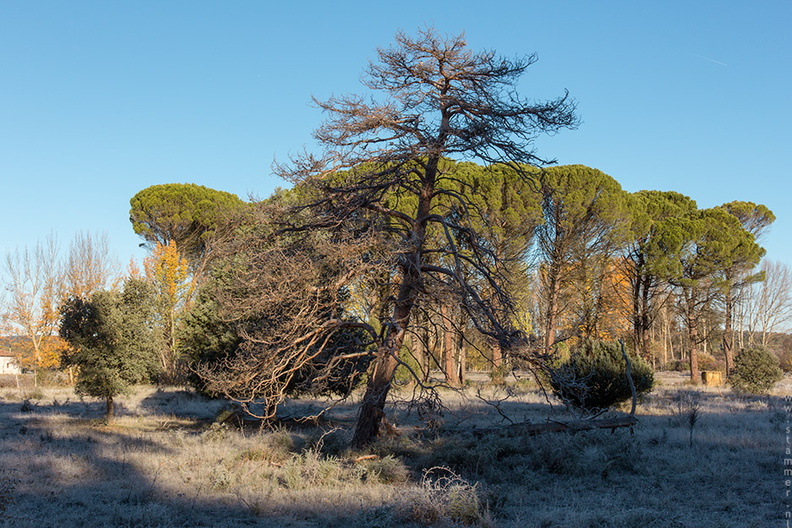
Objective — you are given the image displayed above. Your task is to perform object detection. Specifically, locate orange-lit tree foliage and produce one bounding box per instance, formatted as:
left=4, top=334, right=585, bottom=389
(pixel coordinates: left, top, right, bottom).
left=144, top=241, right=192, bottom=381
left=2, top=236, right=63, bottom=381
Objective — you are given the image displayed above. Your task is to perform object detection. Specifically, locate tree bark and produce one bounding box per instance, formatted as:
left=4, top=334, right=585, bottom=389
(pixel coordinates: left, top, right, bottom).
left=491, top=338, right=503, bottom=383
left=455, top=308, right=466, bottom=385
left=686, top=300, right=700, bottom=384
left=722, top=284, right=735, bottom=376
left=441, top=303, right=461, bottom=386
left=351, top=156, right=436, bottom=448
left=351, top=341, right=401, bottom=448
left=105, top=396, right=114, bottom=423
left=544, top=264, right=561, bottom=354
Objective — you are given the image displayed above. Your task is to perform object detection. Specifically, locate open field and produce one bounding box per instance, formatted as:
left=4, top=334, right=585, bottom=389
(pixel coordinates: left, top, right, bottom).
left=0, top=373, right=787, bottom=527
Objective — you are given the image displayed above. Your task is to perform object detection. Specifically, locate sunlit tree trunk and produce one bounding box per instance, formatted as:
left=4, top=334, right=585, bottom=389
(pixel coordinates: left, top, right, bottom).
left=352, top=276, right=418, bottom=448
left=352, top=167, right=434, bottom=448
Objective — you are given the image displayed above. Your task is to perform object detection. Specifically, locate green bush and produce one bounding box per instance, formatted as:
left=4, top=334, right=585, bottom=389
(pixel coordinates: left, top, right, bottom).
left=663, top=359, right=689, bottom=372
left=549, top=339, right=654, bottom=413
left=729, top=346, right=783, bottom=395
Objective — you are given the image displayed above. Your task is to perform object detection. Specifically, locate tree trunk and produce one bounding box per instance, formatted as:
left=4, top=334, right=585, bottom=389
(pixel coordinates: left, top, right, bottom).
left=441, top=303, right=461, bottom=386
left=491, top=338, right=503, bottom=383
left=352, top=340, right=400, bottom=448
left=544, top=269, right=561, bottom=354
left=453, top=287, right=467, bottom=386
left=455, top=323, right=466, bottom=386
left=473, top=415, right=638, bottom=438
left=420, top=317, right=432, bottom=381
left=408, top=332, right=426, bottom=382
left=105, top=396, right=115, bottom=423
left=351, top=157, right=435, bottom=448
left=722, top=285, right=735, bottom=376
left=686, top=303, right=700, bottom=384
left=636, top=275, right=653, bottom=364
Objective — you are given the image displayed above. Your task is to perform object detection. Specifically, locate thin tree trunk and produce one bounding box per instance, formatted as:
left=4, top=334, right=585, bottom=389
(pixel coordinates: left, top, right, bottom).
left=455, top=316, right=465, bottom=385
left=105, top=396, right=115, bottom=423
left=441, top=303, right=461, bottom=386
left=491, top=338, right=503, bottom=383
left=408, top=331, right=426, bottom=382
left=420, top=317, right=432, bottom=381
left=723, top=285, right=735, bottom=376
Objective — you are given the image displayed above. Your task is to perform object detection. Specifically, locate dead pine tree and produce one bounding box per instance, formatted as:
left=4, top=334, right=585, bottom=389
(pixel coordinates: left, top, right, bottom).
left=265, top=27, right=578, bottom=447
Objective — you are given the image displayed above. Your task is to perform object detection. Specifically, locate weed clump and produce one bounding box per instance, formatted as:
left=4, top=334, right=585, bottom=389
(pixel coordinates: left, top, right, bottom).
left=407, top=467, right=489, bottom=526
left=729, top=346, right=783, bottom=395
left=358, top=454, right=410, bottom=484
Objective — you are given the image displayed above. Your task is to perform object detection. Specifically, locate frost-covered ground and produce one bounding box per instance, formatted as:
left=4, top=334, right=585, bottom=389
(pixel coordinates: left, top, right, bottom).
left=0, top=374, right=786, bottom=527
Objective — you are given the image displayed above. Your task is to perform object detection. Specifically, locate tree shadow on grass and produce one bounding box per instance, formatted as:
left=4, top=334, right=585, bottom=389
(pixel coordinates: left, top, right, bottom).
left=0, top=398, right=363, bottom=527
left=0, top=383, right=786, bottom=527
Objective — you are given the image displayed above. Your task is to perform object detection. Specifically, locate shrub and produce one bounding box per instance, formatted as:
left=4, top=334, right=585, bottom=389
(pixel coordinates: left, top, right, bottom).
left=697, top=352, right=721, bottom=371
left=777, top=349, right=792, bottom=373
left=729, top=346, right=783, bottom=395
left=549, top=339, right=654, bottom=413
left=663, top=359, right=689, bottom=372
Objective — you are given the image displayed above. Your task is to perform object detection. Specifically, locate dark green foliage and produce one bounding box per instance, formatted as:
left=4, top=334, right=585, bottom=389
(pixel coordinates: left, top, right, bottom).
left=549, top=340, right=654, bottom=413
left=535, top=165, right=632, bottom=348
left=178, top=285, right=243, bottom=396
left=129, top=183, right=247, bottom=267
left=59, top=279, right=161, bottom=417
left=729, top=346, right=783, bottom=395
left=179, top=285, right=242, bottom=366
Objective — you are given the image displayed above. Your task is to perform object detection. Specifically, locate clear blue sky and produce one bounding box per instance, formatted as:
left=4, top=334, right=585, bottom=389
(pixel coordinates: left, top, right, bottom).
left=1, top=1, right=790, bottom=275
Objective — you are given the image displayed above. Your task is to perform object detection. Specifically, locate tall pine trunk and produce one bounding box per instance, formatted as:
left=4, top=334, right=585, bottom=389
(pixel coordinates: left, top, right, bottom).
left=351, top=159, right=436, bottom=448
left=722, top=283, right=735, bottom=376
left=544, top=263, right=561, bottom=354
left=441, top=302, right=461, bottom=386
left=685, top=296, right=700, bottom=384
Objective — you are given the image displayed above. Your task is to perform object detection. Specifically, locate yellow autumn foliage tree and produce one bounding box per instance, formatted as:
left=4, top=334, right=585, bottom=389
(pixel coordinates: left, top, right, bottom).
left=144, top=240, right=192, bottom=382
left=2, top=236, right=64, bottom=382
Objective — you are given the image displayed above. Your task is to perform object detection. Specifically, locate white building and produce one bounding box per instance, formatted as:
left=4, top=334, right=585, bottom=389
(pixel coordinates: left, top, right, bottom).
left=0, top=355, right=22, bottom=375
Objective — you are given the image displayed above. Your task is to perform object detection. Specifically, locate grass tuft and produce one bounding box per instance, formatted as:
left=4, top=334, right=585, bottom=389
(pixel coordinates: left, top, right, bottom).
left=407, top=467, right=490, bottom=526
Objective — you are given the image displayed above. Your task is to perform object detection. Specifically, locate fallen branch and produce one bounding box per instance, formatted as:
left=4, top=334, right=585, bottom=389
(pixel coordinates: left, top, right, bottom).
left=354, top=455, right=380, bottom=463
left=473, top=415, right=638, bottom=438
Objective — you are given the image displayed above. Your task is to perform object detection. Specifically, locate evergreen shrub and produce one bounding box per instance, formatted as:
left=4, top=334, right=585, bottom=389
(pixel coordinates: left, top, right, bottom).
left=549, top=339, right=654, bottom=413
left=729, top=346, right=783, bottom=395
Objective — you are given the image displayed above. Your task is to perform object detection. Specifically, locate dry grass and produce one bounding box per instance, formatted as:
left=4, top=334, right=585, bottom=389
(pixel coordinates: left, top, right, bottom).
left=0, top=373, right=786, bottom=527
